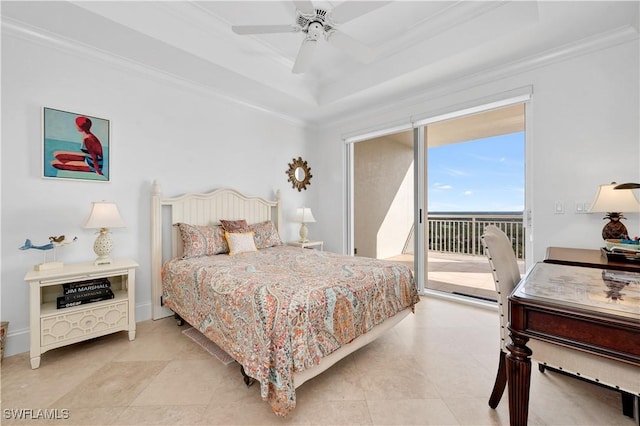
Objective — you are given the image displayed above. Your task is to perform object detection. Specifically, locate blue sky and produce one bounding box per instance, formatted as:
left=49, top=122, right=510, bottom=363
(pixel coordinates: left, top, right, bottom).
left=428, top=132, right=524, bottom=212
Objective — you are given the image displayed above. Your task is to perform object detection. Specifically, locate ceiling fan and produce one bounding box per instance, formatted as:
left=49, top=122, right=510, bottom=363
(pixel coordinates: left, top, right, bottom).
left=231, top=1, right=384, bottom=74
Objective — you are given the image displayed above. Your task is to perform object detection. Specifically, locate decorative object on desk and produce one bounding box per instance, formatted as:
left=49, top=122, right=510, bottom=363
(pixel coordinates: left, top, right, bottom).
left=286, top=157, right=312, bottom=191
left=83, top=201, right=126, bottom=265
left=605, top=238, right=640, bottom=252
left=293, top=207, right=316, bottom=242
left=588, top=182, right=640, bottom=239
left=42, top=107, right=110, bottom=182
left=600, top=247, right=640, bottom=263
left=603, top=237, right=640, bottom=263
left=18, top=235, right=76, bottom=271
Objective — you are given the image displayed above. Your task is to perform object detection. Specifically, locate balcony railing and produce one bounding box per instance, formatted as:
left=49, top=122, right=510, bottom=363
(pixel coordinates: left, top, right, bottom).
left=426, top=213, right=524, bottom=259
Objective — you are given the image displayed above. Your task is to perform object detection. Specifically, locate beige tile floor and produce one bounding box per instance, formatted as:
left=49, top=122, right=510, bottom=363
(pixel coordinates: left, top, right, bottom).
left=386, top=252, right=526, bottom=301
left=1, top=296, right=635, bottom=425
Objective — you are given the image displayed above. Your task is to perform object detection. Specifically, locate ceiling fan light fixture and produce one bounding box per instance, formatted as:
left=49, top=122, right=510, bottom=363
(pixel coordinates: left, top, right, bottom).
left=307, top=22, right=323, bottom=40
left=232, top=1, right=377, bottom=73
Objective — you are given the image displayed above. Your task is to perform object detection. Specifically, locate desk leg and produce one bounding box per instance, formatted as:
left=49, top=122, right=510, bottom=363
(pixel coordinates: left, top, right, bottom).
left=506, top=331, right=532, bottom=426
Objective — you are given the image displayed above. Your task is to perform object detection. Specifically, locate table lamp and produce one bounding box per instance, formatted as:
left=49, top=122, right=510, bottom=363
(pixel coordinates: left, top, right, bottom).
left=294, top=207, right=316, bottom=242
left=588, top=182, right=640, bottom=239
left=83, top=201, right=126, bottom=265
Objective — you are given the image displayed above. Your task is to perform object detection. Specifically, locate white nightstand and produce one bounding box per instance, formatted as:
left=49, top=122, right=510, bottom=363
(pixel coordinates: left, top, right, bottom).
left=287, top=240, right=324, bottom=251
left=24, top=258, right=138, bottom=369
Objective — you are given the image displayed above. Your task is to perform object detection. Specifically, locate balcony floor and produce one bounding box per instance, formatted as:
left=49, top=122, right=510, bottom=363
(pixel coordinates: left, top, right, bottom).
left=386, top=252, right=526, bottom=301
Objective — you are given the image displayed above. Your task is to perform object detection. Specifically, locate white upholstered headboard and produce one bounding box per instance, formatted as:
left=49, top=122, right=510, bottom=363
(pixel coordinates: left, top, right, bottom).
left=150, top=180, right=281, bottom=319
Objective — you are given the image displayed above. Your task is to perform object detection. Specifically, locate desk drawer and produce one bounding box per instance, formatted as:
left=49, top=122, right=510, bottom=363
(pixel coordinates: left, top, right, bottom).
left=525, top=309, right=640, bottom=363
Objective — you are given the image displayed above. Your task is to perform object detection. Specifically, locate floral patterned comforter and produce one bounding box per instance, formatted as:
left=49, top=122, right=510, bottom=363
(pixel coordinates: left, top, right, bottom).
left=162, top=245, right=420, bottom=416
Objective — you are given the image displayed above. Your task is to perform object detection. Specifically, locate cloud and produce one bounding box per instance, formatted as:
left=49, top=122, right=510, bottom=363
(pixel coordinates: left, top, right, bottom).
left=443, top=167, right=469, bottom=177
left=433, top=183, right=453, bottom=190
left=464, top=191, right=473, bottom=196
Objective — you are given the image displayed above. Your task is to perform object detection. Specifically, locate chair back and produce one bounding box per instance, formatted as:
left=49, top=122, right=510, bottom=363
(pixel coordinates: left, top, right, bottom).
left=481, top=225, right=522, bottom=350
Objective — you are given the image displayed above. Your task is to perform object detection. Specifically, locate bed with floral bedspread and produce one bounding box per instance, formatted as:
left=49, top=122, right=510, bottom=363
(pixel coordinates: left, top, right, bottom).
left=161, top=245, right=420, bottom=416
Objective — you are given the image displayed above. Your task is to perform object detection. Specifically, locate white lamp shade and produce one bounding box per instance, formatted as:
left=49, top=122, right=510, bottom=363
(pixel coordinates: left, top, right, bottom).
left=83, top=202, right=126, bottom=229
left=589, top=183, right=640, bottom=213
left=293, top=207, right=316, bottom=223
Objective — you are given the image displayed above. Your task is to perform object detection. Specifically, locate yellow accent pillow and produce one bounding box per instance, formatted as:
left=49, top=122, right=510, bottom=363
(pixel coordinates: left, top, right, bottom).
left=225, top=231, right=257, bottom=256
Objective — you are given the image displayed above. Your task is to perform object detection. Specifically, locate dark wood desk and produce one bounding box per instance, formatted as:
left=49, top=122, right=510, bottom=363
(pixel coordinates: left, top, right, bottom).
left=507, top=257, right=640, bottom=426
left=546, top=246, right=640, bottom=272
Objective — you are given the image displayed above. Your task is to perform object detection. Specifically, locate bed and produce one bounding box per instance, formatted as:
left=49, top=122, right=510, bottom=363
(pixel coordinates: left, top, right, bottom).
left=150, top=182, right=420, bottom=416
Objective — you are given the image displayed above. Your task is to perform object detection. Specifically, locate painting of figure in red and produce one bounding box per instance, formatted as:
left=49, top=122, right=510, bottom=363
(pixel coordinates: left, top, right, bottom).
left=43, top=108, right=109, bottom=181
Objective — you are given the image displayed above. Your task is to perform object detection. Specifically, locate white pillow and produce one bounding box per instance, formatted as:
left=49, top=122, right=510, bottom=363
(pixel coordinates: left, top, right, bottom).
left=225, top=231, right=257, bottom=256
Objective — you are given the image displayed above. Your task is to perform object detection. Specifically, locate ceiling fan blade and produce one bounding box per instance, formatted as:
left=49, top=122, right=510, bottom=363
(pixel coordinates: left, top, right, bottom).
left=330, top=1, right=392, bottom=24
left=232, top=25, right=298, bottom=35
left=292, top=0, right=315, bottom=15
left=292, top=38, right=317, bottom=74
left=326, top=30, right=376, bottom=63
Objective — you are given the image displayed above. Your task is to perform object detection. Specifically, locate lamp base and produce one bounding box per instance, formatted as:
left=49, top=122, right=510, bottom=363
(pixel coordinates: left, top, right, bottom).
left=602, top=219, right=628, bottom=240
left=94, top=257, right=113, bottom=266
left=298, top=223, right=309, bottom=243
left=93, top=228, right=114, bottom=266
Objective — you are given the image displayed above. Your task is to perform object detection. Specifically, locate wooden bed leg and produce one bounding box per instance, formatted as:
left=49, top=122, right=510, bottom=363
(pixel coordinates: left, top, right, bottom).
left=174, top=313, right=184, bottom=326
left=240, top=365, right=256, bottom=387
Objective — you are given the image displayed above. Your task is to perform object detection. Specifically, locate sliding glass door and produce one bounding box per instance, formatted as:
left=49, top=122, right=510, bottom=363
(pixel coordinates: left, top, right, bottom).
left=347, top=94, right=531, bottom=299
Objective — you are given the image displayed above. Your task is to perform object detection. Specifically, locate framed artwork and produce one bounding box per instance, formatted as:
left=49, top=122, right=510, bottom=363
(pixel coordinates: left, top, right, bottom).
left=42, top=107, right=110, bottom=182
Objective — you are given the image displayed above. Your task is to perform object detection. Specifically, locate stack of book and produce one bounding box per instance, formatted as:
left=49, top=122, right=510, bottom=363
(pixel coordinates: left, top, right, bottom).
left=56, top=278, right=114, bottom=309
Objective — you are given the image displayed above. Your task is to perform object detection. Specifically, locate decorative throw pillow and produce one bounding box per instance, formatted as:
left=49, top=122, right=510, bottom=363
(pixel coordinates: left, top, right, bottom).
left=177, top=223, right=229, bottom=258
left=248, top=221, right=282, bottom=249
left=220, top=219, right=249, bottom=233
left=225, top=231, right=258, bottom=255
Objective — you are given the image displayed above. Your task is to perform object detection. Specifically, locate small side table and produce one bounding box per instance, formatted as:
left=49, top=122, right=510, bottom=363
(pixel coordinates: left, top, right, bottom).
left=287, top=240, right=324, bottom=251
left=24, top=258, right=137, bottom=369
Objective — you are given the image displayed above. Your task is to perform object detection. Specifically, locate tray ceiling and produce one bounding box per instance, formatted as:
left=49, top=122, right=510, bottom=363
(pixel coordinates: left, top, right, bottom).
left=2, top=1, right=638, bottom=126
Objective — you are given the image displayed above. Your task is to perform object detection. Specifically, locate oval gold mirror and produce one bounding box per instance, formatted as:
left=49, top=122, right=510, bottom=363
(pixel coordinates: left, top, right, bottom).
left=286, top=157, right=312, bottom=192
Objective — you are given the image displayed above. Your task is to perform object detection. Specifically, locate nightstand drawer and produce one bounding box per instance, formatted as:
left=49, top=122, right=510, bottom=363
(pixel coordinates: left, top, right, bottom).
left=41, top=300, right=128, bottom=346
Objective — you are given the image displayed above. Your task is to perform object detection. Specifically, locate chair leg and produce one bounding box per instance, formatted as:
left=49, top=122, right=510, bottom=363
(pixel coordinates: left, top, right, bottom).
left=488, top=350, right=508, bottom=409
left=620, top=392, right=640, bottom=426
left=622, top=392, right=633, bottom=418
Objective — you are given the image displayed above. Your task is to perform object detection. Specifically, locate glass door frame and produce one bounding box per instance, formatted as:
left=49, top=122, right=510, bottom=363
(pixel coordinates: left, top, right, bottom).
left=345, top=90, right=532, bottom=297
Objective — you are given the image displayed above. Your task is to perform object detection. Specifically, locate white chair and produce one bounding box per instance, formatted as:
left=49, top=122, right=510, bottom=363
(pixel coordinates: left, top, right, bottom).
left=481, top=225, right=639, bottom=421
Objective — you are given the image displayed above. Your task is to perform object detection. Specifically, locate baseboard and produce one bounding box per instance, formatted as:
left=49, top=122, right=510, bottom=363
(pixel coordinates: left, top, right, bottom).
left=3, top=326, right=30, bottom=358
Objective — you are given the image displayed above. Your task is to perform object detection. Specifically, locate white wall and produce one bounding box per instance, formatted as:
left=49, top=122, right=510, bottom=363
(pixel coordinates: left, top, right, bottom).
left=310, top=37, right=640, bottom=268
left=354, top=137, right=413, bottom=259
left=1, top=34, right=312, bottom=356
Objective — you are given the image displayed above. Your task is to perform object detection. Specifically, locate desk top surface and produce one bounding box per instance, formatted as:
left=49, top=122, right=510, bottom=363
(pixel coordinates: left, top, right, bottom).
left=513, top=262, right=640, bottom=320
left=545, top=246, right=640, bottom=272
